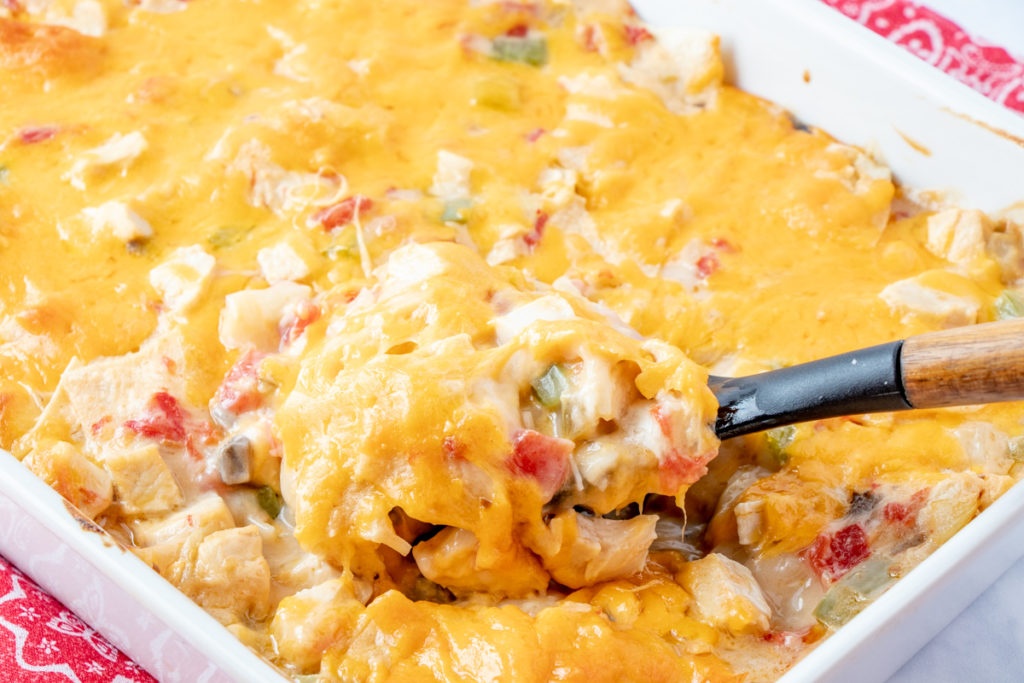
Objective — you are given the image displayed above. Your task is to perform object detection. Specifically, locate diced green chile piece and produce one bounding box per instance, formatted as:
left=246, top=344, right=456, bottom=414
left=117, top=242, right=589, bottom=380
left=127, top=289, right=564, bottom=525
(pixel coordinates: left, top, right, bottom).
left=472, top=74, right=522, bottom=111
left=531, top=364, right=570, bottom=408
left=209, top=224, right=254, bottom=249
left=256, top=485, right=283, bottom=519
left=441, top=198, right=473, bottom=223
left=1008, top=435, right=1024, bottom=462
left=492, top=35, right=548, bottom=67
left=813, top=556, right=895, bottom=629
left=995, top=290, right=1024, bottom=319
left=765, top=425, right=797, bottom=466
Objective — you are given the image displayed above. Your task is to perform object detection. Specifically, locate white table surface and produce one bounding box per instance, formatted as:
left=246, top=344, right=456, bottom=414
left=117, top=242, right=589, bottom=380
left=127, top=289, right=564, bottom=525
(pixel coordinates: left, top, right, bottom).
left=923, top=0, right=1024, bottom=56
left=885, top=8, right=1024, bottom=683
left=890, top=560, right=1024, bottom=682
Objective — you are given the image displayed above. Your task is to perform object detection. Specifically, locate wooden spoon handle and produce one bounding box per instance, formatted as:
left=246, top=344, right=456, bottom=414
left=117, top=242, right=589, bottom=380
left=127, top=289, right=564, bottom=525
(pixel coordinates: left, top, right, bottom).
left=901, top=317, right=1024, bottom=408
left=710, top=319, right=1024, bottom=440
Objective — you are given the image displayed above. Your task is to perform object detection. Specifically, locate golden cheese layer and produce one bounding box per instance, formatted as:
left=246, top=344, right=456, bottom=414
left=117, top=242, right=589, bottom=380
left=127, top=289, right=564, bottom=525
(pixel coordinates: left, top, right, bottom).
left=278, top=241, right=718, bottom=596
left=2, top=0, right=1023, bottom=681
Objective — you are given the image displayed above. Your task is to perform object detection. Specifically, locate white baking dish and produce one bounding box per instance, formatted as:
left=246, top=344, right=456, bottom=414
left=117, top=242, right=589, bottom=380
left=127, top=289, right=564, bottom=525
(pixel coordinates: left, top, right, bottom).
left=635, top=0, right=1024, bottom=214
left=0, top=448, right=288, bottom=682
left=3, top=1, right=1024, bottom=681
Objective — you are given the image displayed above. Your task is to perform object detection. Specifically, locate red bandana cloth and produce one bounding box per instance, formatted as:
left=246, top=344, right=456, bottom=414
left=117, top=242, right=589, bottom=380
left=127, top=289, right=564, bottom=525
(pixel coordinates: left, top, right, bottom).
left=821, top=0, right=1024, bottom=113
left=0, top=557, right=154, bottom=683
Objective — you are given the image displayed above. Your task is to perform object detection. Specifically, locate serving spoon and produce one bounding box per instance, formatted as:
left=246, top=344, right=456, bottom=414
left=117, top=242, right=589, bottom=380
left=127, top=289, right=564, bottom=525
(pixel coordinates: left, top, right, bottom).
left=709, top=318, right=1024, bottom=439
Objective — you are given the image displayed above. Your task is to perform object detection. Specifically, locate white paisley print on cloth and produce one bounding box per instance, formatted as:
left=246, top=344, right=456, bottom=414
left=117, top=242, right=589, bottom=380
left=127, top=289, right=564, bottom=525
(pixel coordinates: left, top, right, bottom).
left=0, top=556, right=153, bottom=683
left=821, top=0, right=1024, bottom=113
left=46, top=612, right=119, bottom=663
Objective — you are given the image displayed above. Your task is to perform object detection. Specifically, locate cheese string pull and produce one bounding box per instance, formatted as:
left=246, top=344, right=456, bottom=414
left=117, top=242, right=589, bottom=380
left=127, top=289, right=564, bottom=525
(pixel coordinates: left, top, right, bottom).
left=710, top=318, right=1024, bottom=439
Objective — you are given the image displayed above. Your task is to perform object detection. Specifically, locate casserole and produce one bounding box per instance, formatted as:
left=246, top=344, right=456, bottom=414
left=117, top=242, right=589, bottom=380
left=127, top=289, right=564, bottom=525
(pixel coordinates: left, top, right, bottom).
left=2, top=0, right=1024, bottom=679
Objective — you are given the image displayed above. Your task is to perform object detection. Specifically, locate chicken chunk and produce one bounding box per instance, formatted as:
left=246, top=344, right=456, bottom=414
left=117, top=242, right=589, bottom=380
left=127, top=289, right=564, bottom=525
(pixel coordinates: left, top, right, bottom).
left=524, top=510, right=658, bottom=588
left=429, top=150, right=474, bottom=201
left=925, top=208, right=992, bottom=270
left=257, top=241, right=312, bottom=284
left=58, top=330, right=186, bottom=448
left=131, top=494, right=236, bottom=576
left=679, top=553, right=772, bottom=636
left=81, top=200, right=153, bottom=243
left=24, top=440, right=112, bottom=519
left=67, top=130, right=146, bottom=188
left=271, top=578, right=374, bottom=673
left=100, top=442, right=184, bottom=516
left=916, top=473, right=983, bottom=548
left=879, top=274, right=980, bottom=328
left=229, top=139, right=339, bottom=216
left=413, top=526, right=550, bottom=597
left=188, top=526, right=272, bottom=625
left=149, top=245, right=216, bottom=313
left=219, top=281, right=312, bottom=351
left=618, top=27, right=722, bottom=114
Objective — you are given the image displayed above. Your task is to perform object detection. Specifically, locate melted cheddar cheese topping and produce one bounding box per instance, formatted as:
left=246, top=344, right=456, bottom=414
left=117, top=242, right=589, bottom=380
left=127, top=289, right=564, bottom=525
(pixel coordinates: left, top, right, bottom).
left=2, top=0, right=1023, bottom=681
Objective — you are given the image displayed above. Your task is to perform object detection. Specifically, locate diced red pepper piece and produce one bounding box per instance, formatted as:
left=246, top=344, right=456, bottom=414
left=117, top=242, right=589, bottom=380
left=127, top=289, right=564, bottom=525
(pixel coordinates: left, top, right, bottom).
left=807, top=523, right=871, bottom=581
left=652, top=403, right=675, bottom=439
left=90, top=415, right=112, bottom=436
left=443, top=435, right=466, bottom=460
left=658, top=448, right=712, bottom=491
left=711, top=236, right=737, bottom=253
left=505, top=23, right=530, bottom=38
left=695, top=252, right=720, bottom=279
left=762, top=630, right=805, bottom=647
left=124, top=391, right=187, bottom=443
left=280, top=301, right=321, bottom=347
left=523, top=210, right=548, bottom=248
left=500, top=1, right=539, bottom=15
left=312, top=195, right=373, bottom=231
left=579, top=24, right=600, bottom=52
left=651, top=403, right=712, bottom=489
left=883, top=502, right=911, bottom=524
left=624, top=25, right=654, bottom=46
left=883, top=488, right=928, bottom=525
left=18, top=126, right=59, bottom=145
left=213, top=349, right=267, bottom=416
left=509, top=429, right=572, bottom=499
